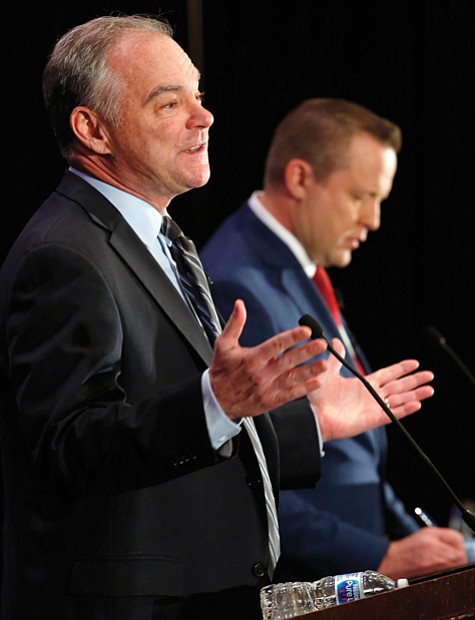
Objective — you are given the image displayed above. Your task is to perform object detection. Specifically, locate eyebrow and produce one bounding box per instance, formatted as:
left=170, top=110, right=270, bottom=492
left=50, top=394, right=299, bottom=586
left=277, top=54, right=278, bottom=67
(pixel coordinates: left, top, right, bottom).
left=145, top=84, right=184, bottom=105
left=145, top=65, right=202, bottom=106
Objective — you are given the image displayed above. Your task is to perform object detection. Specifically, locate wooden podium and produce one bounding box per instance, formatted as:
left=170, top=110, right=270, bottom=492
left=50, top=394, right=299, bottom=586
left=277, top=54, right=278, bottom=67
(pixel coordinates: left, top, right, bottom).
left=299, top=564, right=475, bottom=619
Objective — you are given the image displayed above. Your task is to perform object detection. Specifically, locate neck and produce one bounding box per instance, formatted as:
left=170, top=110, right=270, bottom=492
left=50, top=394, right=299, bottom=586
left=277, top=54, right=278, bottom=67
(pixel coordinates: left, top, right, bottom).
left=68, top=156, right=172, bottom=214
left=258, top=189, right=296, bottom=233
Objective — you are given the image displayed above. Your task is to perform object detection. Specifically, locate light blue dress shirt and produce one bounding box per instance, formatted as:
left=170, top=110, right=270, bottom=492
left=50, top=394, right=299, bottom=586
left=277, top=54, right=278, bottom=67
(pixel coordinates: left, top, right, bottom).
left=70, top=168, right=240, bottom=449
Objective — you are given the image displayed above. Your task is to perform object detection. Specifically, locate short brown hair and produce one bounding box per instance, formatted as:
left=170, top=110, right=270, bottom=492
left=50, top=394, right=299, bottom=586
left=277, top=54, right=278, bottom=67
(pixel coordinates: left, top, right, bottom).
left=264, top=98, right=402, bottom=187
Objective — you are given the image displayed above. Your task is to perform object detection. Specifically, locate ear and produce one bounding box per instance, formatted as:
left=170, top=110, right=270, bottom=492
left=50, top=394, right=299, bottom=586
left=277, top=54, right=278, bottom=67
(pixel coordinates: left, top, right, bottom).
left=70, top=106, right=111, bottom=155
left=283, top=159, right=315, bottom=199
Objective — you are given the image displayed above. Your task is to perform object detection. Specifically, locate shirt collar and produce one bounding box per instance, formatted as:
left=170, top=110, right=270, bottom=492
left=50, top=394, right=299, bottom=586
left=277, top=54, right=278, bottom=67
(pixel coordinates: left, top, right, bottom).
left=248, top=190, right=317, bottom=277
left=69, top=167, right=165, bottom=249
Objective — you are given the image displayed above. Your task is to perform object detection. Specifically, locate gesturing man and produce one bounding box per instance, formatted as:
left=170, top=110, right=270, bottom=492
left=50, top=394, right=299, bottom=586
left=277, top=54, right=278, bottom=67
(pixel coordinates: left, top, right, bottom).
left=0, top=18, right=434, bottom=620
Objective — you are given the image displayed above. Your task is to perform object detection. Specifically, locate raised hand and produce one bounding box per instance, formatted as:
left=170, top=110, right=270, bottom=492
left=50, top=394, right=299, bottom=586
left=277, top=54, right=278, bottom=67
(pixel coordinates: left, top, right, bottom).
left=308, top=338, right=435, bottom=442
left=209, top=299, right=329, bottom=418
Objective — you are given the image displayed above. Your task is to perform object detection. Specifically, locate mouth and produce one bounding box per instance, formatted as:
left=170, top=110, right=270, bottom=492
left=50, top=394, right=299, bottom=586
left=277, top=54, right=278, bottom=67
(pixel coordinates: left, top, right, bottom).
left=346, top=235, right=365, bottom=250
left=184, top=142, right=208, bottom=154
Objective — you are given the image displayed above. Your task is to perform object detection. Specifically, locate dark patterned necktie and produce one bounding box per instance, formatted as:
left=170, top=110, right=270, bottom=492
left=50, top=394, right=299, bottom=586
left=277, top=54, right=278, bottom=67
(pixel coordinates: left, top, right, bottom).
left=160, top=215, right=280, bottom=576
left=160, top=215, right=221, bottom=343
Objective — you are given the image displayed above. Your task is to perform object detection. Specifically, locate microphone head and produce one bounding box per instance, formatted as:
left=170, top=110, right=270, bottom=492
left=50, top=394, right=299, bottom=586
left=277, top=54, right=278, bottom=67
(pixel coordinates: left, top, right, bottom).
left=299, top=314, right=325, bottom=339
left=425, top=325, right=447, bottom=347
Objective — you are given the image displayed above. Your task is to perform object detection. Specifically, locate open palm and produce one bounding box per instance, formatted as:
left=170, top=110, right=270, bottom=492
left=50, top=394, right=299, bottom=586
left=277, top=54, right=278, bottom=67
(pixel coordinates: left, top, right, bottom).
left=308, top=339, right=435, bottom=442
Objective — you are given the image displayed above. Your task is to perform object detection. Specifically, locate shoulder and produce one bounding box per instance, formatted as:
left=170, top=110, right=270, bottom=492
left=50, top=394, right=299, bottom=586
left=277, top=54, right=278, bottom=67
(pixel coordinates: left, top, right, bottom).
left=202, top=203, right=255, bottom=253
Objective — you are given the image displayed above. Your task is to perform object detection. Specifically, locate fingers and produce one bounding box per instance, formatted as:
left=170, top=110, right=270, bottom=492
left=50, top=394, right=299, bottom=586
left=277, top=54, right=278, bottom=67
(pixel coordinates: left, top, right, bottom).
left=370, top=361, right=434, bottom=407
left=217, top=299, right=324, bottom=361
left=434, top=527, right=467, bottom=545
left=384, top=370, right=435, bottom=393
left=218, top=299, right=247, bottom=347
left=387, top=383, right=435, bottom=408
left=211, top=307, right=330, bottom=418
left=252, top=326, right=324, bottom=364
left=268, top=336, right=327, bottom=372
left=278, top=358, right=328, bottom=398
left=369, top=359, right=421, bottom=386
left=329, top=338, right=345, bottom=362
left=379, top=368, right=435, bottom=417
left=379, top=528, right=466, bottom=579
left=314, top=338, right=344, bottom=379
left=218, top=311, right=328, bottom=372
left=411, top=528, right=467, bottom=564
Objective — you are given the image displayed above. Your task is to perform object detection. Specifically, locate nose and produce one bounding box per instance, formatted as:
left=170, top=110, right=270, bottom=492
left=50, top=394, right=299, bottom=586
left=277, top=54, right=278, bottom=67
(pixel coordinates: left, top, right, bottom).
left=188, top=100, right=214, bottom=129
left=360, top=199, right=381, bottom=231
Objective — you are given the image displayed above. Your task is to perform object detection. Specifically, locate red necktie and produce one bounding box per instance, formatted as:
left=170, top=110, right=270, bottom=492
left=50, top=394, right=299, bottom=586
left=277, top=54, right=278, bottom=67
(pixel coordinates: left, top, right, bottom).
left=313, top=266, right=366, bottom=375
left=313, top=266, right=342, bottom=327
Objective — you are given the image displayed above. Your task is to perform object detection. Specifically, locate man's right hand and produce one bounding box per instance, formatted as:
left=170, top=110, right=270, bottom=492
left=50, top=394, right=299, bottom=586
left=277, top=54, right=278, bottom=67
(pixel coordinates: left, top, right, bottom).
left=209, top=299, right=329, bottom=419
left=378, top=527, right=467, bottom=579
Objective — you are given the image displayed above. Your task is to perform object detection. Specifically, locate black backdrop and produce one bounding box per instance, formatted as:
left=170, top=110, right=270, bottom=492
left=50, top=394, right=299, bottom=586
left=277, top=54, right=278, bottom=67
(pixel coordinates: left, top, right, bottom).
left=5, top=0, right=475, bottom=528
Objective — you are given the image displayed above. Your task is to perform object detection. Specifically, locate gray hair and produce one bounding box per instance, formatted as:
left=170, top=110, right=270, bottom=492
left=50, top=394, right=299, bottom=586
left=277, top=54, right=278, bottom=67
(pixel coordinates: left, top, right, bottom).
left=43, top=15, right=173, bottom=158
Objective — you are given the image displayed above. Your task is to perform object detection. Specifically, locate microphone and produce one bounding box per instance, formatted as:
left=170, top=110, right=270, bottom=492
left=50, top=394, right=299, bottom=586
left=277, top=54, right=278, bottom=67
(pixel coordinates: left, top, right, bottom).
left=299, top=313, right=475, bottom=534
left=425, top=325, right=475, bottom=390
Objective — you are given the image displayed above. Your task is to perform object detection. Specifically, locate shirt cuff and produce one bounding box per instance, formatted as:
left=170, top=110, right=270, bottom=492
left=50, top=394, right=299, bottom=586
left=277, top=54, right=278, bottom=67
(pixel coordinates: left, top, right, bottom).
left=201, top=369, right=241, bottom=450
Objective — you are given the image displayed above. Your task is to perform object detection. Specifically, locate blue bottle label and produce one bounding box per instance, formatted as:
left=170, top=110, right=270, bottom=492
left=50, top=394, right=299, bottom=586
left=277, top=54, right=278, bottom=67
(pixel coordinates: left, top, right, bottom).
left=335, top=573, right=363, bottom=604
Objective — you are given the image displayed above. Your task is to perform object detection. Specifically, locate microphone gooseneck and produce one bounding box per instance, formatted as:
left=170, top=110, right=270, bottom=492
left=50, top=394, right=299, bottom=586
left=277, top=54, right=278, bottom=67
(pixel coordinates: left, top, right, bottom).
left=425, top=325, right=475, bottom=389
left=299, top=313, right=475, bottom=534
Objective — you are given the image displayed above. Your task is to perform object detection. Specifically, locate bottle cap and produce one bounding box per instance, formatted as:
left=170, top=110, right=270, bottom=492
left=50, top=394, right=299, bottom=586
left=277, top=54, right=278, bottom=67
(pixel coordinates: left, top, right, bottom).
left=396, top=578, right=409, bottom=588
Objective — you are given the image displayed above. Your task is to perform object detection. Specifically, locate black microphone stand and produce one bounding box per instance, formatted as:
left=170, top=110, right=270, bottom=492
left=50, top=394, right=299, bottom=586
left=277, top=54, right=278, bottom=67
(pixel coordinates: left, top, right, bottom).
left=426, top=325, right=475, bottom=389
left=299, top=314, right=475, bottom=535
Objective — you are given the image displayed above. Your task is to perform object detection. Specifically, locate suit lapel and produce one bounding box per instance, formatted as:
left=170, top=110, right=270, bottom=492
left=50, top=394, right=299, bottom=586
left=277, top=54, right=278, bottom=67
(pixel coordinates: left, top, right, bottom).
left=56, top=171, right=213, bottom=366
left=243, top=206, right=336, bottom=334
left=109, top=219, right=213, bottom=364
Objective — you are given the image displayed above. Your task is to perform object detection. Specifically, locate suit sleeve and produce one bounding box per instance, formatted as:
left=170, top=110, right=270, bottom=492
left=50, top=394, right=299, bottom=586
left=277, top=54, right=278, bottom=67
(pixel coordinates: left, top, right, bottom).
left=270, top=401, right=321, bottom=490
left=4, top=244, right=219, bottom=497
left=275, top=490, right=390, bottom=580
left=382, top=481, right=420, bottom=538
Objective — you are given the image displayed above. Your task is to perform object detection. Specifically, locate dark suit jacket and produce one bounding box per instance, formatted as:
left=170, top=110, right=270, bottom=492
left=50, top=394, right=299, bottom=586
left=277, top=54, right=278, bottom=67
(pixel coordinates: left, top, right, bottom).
left=0, top=173, right=321, bottom=619
left=201, top=200, right=419, bottom=580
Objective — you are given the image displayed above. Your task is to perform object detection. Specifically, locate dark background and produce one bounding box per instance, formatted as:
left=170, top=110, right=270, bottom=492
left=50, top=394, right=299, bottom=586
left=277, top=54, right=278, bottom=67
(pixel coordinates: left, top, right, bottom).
left=5, top=1, right=475, bottom=528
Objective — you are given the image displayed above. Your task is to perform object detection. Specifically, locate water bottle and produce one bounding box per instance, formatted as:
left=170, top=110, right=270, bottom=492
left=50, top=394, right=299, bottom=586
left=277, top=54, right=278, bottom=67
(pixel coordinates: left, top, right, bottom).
left=260, top=570, right=408, bottom=619
left=443, top=502, right=475, bottom=562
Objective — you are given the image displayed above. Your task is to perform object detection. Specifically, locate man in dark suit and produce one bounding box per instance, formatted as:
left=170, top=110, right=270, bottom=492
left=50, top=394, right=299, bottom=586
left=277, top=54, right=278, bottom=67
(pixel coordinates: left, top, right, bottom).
left=201, top=99, right=467, bottom=582
left=0, top=18, right=437, bottom=619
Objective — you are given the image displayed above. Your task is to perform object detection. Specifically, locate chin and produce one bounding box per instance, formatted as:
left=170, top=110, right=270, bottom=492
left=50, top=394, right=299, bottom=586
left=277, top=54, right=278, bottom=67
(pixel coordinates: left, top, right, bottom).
left=334, top=254, right=352, bottom=268
left=189, top=170, right=211, bottom=189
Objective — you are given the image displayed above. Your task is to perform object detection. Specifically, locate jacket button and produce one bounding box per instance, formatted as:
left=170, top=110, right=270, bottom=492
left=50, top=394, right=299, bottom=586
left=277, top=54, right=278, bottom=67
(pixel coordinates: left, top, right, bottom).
left=252, top=562, right=266, bottom=578
left=246, top=476, right=262, bottom=489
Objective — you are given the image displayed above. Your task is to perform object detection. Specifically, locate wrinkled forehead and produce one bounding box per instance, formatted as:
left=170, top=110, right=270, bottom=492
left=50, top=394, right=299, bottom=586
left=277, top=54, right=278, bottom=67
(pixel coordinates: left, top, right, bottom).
left=109, top=29, right=200, bottom=83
